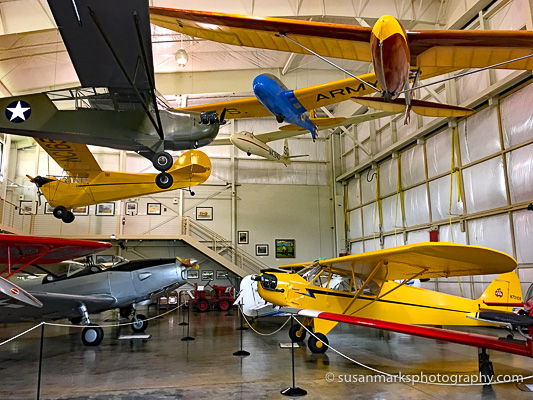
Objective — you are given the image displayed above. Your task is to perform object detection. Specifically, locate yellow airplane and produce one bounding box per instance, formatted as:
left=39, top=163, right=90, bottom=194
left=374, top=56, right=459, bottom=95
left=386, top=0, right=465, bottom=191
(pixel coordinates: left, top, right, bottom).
left=252, top=243, right=532, bottom=377
left=28, top=138, right=211, bottom=223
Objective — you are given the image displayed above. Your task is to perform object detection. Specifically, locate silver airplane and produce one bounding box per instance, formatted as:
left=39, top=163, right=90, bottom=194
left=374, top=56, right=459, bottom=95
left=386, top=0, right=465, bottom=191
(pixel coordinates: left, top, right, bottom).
left=2, top=258, right=192, bottom=346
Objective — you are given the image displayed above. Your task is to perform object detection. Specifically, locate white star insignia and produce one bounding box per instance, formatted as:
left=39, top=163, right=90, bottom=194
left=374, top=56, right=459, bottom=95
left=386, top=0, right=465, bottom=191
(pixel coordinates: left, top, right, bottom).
left=7, top=101, right=31, bottom=122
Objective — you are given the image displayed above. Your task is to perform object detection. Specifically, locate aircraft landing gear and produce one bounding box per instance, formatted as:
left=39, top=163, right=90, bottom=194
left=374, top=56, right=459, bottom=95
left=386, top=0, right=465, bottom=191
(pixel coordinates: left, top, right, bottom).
left=53, top=206, right=75, bottom=223
left=152, top=151, right=173, bottom=172
left=131, top=314, right=149, bottom=333
left=289, top=324, right=306, bottom=342
left=247, top=150, right=251, bottom=156
left=155, top=172, right=173, bottom=189
left=308, top=332, right=329, bottom=354
left=479, top=348, right=494, bottom=385
left=82, top=324, right=104, bottom=346
left=276, top=113, right=285, bottom=123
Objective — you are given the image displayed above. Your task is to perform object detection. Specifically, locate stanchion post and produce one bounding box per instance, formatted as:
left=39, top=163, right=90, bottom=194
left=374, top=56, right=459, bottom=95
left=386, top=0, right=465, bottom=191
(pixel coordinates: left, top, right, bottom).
left=236, top=299, right=248, bottom=331
left=181, top=301, right=195, bottom=341
left=232, top=303, right=250, bottom=357
left=37, top=323, right=45, bottom=400
left=281, top=317, right=306, bottom=397
left=179, top=291, right=188, bottom=326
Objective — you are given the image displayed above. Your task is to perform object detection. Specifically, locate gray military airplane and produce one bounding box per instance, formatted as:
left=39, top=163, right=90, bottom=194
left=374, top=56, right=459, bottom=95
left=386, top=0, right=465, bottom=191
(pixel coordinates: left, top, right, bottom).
left=4, top=257, right=193, bottom=346
left=0, top=0, right=224, bottom=189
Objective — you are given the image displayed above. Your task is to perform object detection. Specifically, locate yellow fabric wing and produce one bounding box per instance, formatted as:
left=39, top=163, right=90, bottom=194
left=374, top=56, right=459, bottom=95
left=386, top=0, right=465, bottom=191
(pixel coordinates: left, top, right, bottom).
left=34, top=138, right=101, bottom=177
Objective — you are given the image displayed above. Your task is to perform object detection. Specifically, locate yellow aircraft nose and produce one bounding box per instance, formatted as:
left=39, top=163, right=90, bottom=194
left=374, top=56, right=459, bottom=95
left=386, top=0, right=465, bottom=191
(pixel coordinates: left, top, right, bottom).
left=371, top=15, right=407, bottom=42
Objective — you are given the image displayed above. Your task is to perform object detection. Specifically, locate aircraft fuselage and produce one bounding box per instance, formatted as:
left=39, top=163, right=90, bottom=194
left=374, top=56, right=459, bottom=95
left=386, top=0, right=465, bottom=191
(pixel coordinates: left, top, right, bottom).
left=229, top=132, right=289, bottom=164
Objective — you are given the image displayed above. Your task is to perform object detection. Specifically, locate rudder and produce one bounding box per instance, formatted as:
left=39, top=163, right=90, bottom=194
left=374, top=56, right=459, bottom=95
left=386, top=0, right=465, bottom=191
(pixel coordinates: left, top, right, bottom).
left=478, top=271, right=523, bottom=312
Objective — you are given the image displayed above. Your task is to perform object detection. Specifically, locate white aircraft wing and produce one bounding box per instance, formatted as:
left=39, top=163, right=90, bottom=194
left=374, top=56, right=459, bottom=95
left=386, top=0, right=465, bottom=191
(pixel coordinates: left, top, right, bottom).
left=208, top=136, right=232, bottom=146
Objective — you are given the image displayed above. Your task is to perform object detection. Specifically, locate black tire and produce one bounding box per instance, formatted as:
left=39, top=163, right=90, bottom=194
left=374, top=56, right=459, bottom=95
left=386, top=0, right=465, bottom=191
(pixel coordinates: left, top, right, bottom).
left=120, top=306, right=133, bottom=319
left=131, top=314, right=148, bottom=333
left=190, top=191, right=195, bottom=196
left=195, top=298, right=210, bottom=312
left=156, top=172, right=173, bottom=189
left=308, top=333, right=329, bottom=354
left=81, top=324, right=104, bottom=346
left=69, top=316, right=82, bottom=325
left=217, top=299, right=230, bottom=311
left=153, top=151, right=173, bottom=172
left=289, top=324, right=306, bottom=342
left=62, top=211, right=75, bottom=223
left=53, top=206, right=67, bottom=220
left=276, top=113, right=284, bottom=123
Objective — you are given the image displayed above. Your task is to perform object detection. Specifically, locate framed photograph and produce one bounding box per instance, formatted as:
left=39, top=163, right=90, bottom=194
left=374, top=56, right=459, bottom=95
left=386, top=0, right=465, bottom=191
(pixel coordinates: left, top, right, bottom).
left=201, top=270, right=214, bottom=280
left=125, top=202, right=138, bottom=216
left=255, top=244, right=269, bottom=257
left=188, top=270, right=199, bottom=279
left=72, top=205, right=89, bottom=216
left=147, top=203, right=161, bottom=215
left=19, top=200, right=34, bottom=215
left=216, top=270, right=228, bottom=279
left=44, top=202, right=54, bottom=215
left=238, top=231, right=249, bottom=244
left=196, top=206, right=213, bottom=221
left=275, top=239, right=295, bottom=258
left=96, top=202, right=115, bottom=216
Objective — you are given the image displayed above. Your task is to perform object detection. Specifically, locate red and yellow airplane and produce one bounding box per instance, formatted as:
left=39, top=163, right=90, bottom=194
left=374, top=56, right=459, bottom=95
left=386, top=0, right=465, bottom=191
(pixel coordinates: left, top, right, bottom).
left=149, top=8, right=533, bottom=120
left=28, top=138, right=211, bottom=223
left=252, top=243, right=531, bottom=377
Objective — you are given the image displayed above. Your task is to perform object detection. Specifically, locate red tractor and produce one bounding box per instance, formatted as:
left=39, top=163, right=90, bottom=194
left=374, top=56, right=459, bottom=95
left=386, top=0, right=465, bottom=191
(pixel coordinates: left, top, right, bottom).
left=189, top=282, right=236, bottom=312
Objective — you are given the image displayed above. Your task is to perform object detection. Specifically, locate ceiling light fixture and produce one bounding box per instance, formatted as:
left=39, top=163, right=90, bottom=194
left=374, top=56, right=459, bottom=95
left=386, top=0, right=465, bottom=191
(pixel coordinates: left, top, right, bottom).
left=175, top=34, right=188, bottom=67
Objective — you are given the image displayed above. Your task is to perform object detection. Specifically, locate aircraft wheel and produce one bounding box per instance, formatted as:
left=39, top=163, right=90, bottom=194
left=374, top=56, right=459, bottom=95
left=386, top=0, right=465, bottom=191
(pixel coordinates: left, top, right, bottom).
left=81, top=324, right=104, bottom=346
left=53, top=206, right=68, bottom=220
left=308, top=333, right=329, bottom=354
left=131, top=314, right=149, bottom=333
left=69, top=316, right=82, bottom=325
left=190, top=191, right=195, bottom=196
left=289, top=324, right=306, bottom=342
left=276, top=113, right=285, bottom=123
left=246, top=151, right=251, bottom=156
left=153, top=151, right=173, bottom=172
left=156, top=173, right=173, bottom=189
left=195, top=298, right=210, bottom=312
left=217, top=299, right=230, bottom=311
left=62, top=211, right=75, bottom=223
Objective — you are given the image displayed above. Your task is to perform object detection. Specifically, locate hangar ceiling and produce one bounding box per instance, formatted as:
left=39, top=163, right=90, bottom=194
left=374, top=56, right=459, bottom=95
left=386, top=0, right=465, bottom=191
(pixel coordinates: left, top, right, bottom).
left=0, top=0, right=496, bottom=98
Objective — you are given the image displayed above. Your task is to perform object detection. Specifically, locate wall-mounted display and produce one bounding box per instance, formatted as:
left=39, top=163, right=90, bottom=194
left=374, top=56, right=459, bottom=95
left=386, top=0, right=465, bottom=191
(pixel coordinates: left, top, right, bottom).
left=72, top=206, right=89, bottom=216
left=201, top=270, right=214, bottom=280
left=216, top=270, right=228, bottom=279
left=147, top=203, right=161, bottom=215
left=256, top=244, right=269, bottom=257
left=188, top=270, right=199, bottom=279
left=96, top=202, right=115, bottom=216
left=196, top=207, right=213, bottom=221
left=19, top=200, right=34, bottom=215
left=275, top=239, right=295, bottom=258
left=44, top=202, right=54, bottom=215
left=125, top=202, right=138, bottom=216
left=238, top=231, right=249, bottom=244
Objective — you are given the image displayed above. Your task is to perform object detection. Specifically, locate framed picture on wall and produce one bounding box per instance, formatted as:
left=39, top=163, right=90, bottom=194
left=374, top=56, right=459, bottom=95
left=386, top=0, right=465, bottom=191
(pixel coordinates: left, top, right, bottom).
left=255, top=244, right=269, bottom=257
left=96, top=202, right=115, bottom=216
left=125, top=202, right=138, bottom=216
left=72, top=206, right=89, bottom=216
left=237, top=231, right=249, bottom=244
left=216, top=270, right=228, bottom=279
left=188, top=270, right=199, bottom=279
left=147, top=203, right=161, bottom=215
left=44, top=202, right=54, bottom=215
left=19, top=200, right=34, bottom=215
left=196, top=207, right=213, bottom=221
left=201, top=270, right=214, bottom=280
left=275, top=239, right=295, bottom=258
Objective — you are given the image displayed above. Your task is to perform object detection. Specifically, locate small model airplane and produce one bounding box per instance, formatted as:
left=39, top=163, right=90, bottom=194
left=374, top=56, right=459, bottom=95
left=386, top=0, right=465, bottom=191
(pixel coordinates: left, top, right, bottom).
left=250, top=242, right=530, bottom=380
left=0, top=234, right=111, bottom=307
left=150, top=8, right=533, bottom=123
left=27, top=138, right=211, bottom=223
left=0, top=0, right=225, bottom=189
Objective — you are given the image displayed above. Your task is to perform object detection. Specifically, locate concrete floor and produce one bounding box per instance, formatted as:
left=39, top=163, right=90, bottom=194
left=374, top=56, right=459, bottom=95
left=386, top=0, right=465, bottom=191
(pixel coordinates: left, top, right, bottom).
left=0, top=307, right=532, bottom=399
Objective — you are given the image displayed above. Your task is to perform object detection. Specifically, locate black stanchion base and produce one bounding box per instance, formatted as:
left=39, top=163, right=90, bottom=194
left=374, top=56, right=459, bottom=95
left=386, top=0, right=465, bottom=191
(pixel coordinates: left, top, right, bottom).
left=281, top=387, right=307, bottom=397
left=233, top=350, right=250, bottom=356
left=181, top=336, right=195, bottom=341
left=236, top=326, right=248, bottom=331
left=178, top=322, right=188, bottom=326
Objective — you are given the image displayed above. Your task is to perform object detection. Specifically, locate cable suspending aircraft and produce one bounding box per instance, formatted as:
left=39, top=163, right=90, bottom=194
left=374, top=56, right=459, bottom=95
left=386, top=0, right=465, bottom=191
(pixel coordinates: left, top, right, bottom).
left=150, top=8, right=533, bottom=123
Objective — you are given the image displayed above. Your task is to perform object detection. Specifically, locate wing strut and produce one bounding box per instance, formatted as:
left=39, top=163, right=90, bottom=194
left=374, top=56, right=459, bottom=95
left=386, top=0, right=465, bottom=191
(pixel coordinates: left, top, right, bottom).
left=1, top=249, right=54, bottom=278
left=342, top=260, right=385, bottom=314
left=87, top=7, right=165, bottom=141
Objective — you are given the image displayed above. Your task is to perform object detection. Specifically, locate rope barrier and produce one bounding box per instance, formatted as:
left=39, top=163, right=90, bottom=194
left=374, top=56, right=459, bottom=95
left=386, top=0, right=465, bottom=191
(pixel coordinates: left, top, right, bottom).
left=238, top=305, right=292, bottom=336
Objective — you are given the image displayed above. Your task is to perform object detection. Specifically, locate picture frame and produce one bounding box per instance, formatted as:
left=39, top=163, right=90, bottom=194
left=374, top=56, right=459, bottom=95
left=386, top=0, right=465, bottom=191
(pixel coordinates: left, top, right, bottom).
left=255, top=244, right=269, bottom=257
left=19, top=200, right=34, bottom=215
left=201, top=270, right=214, bottom=281
left=125, top=202, right=138, bottom=216
left=72, top=205, right=89, bottom=216
left=188, top=270, right=199, bottom=279
left=196, top=206, right=213, bottom=221
left=95, top=202, right=115, bottom=216
left=216, top=270, right=228, bottom=279
left=275, top=239, right=295, bottom=258
left=147, top=203, right=161, bottom=215
left=237, top=231, right=249, bottom=244
left=44, top=202, right=54, bottom=215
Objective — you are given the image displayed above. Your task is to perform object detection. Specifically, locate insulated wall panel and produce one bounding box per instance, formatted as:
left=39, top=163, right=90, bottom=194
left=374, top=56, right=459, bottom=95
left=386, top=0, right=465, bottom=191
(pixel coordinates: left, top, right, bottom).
left=400, top=144, right=425, bottom=187
left=457, top=70, right=488, bottom=104
left=459, top=106, right=500, bottom=165
left=403, top=184, right=430, bottom=227
left=439, top=223, right=467, bottom=245
left=468, top=214, right=513, bottom=256
left=346, top=178, right=361, bottom=209
left=379, top=158, right=398, bottom=196
left=426, top=129, right=452, bottom=178
left=357, top=122, right=370, bottom=142
left=348, top=209, right=363, bottom=240
left=361, top=170, right=377, bottom=203
left=462, top=156, right=507, bottom=213
left=362, top=202, right=379, bottom=235
left=381, top=194, right=402, bottom=232
left=513, top=210, right=533, bottom=264
left=350, top=241, right=363, bottom=255
left=376, top=128, right=392, bottom=153
left=406, top=229, right=429, bottom=244
left=383, top=234, right=404, bottom=249
left=506, top=143, right=533, bottom=204
left=363, top=238, right=380, bottom=252
left=343, top=150, right=355, bottom=174
left=501, top=83, right=533, bottom=148
left=428, top=175, right=463, bottom=222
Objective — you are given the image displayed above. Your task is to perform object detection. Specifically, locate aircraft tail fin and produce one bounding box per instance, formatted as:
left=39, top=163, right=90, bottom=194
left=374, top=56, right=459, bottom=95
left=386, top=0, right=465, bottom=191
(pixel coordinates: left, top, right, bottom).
left=351, top=96, right=474, bottom=118
left=478, top=271, right=523, bottom=313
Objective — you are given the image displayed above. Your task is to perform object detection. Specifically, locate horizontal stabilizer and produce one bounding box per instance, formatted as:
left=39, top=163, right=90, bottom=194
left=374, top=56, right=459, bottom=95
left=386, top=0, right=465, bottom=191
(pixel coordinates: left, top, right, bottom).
left=351, top=96, right=475, bottom=118
left=287, top=155, right=308, bottom=159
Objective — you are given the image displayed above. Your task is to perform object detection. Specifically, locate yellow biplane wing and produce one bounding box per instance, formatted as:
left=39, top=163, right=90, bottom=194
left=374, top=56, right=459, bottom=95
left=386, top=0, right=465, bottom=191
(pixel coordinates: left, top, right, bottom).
left=279, top=242, right=517, bottom=281
left=34, top=138, right=101, bottom=178
left=150, top=8, right=533, bottom=80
